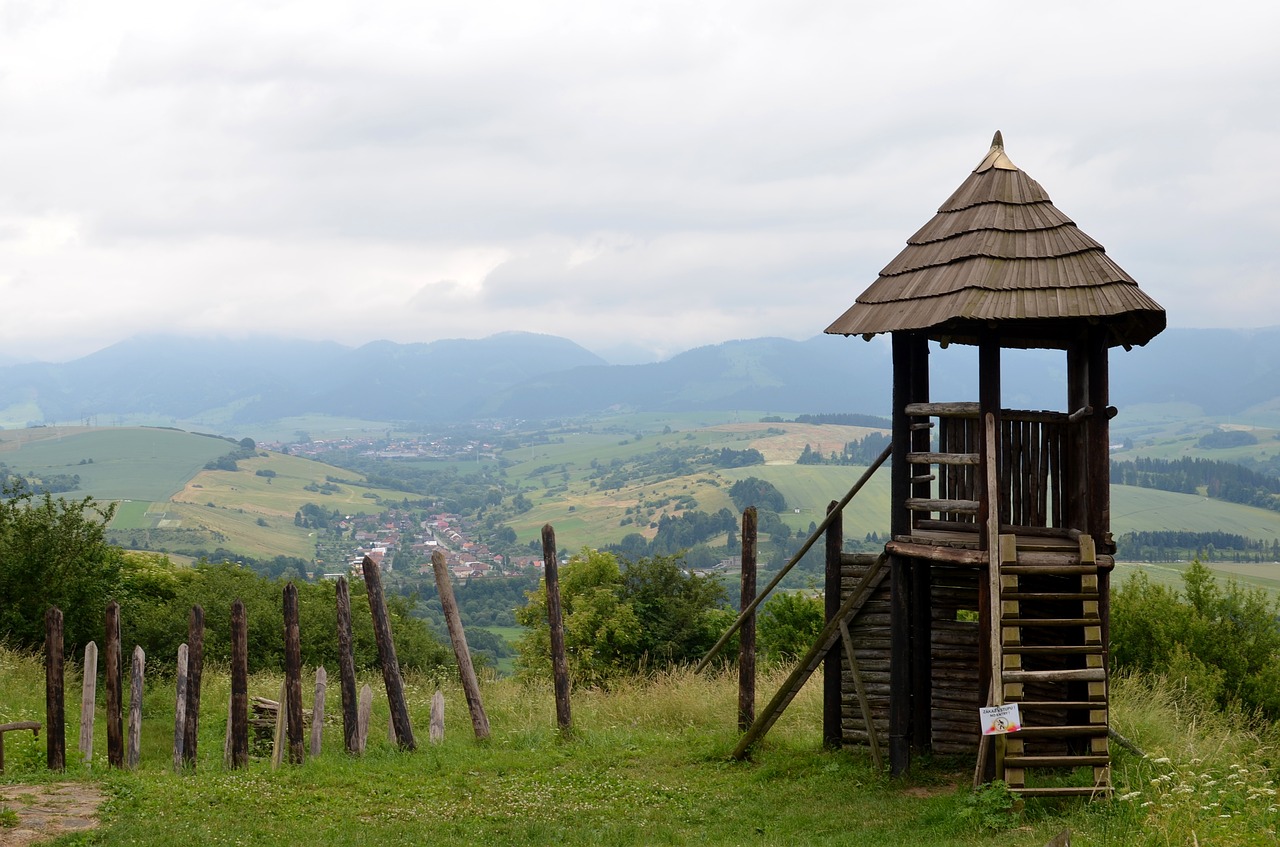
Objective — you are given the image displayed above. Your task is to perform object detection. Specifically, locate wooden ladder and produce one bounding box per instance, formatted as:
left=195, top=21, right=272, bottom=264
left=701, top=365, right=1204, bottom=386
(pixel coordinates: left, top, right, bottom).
left=997, top=534, right=1110, bottom=797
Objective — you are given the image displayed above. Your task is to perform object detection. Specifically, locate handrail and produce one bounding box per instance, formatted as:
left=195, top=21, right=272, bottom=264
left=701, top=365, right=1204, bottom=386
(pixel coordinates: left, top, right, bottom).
left=694, top=443, right=893, bottom=673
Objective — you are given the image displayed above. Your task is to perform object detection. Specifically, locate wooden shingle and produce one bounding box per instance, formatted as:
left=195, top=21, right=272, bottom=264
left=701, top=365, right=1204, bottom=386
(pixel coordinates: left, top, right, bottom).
left=826, top=132, right=1165, bottom=348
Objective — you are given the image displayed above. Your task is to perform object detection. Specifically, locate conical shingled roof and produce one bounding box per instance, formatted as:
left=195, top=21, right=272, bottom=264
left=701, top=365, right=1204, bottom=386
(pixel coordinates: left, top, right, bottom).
left=825, top=132, right=1165, bottom=348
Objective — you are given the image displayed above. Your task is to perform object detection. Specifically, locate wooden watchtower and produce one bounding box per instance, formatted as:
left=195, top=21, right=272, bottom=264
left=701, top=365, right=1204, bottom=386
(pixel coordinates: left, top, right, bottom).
left=825, top=132, right=1165, bottom=795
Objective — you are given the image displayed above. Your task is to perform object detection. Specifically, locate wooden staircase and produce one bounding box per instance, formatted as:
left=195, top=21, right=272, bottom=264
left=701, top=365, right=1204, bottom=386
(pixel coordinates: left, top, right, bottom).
left=997, top=533, right=1110, bottom=797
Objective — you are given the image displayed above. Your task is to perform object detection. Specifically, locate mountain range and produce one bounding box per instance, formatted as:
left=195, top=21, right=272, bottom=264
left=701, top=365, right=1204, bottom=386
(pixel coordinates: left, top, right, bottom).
left=0, top=327, right=1277, bottom=429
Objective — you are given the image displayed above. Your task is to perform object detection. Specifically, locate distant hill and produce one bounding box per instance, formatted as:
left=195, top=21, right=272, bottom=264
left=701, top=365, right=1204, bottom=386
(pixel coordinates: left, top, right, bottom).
left=0, top=327, right=1276, bottom=427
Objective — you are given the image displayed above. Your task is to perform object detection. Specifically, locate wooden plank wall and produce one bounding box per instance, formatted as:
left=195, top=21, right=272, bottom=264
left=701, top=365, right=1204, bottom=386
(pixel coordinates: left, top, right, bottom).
left=839, top=558, right=980, bottom=755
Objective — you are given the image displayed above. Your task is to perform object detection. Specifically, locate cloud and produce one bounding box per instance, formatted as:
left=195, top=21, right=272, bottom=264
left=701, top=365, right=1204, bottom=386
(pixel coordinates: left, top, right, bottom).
left=0, top=0, right=1277, bottom=362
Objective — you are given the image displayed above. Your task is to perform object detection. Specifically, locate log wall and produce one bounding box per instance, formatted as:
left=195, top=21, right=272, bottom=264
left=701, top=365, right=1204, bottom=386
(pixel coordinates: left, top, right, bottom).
left=838, top=558, right=981, bottom=755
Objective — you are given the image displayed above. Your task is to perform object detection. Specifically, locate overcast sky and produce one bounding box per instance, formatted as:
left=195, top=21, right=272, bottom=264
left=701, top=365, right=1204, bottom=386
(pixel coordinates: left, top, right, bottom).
left=0, top=0, right=1276, bottom=364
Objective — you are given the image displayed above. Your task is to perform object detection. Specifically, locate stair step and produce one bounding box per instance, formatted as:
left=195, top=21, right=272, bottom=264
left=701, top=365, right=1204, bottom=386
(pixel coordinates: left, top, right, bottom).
left=1002, top=564, right=1097, bottom=575
left=1003, top=645, right=1106, bottom=655
left=1004, top=754, right=1110, bottom=768
left=1001, top=592, right=1097, bottom=601
left=1003, top=670, right=1107, bottom=685
left=1001, top=617, right=1099, bottom=627
left=1013, top=700, right=1107, bottom=710
left=1010, top=786, right=1112, bottom=798
left=1014, top=725, right=1108, bottom=738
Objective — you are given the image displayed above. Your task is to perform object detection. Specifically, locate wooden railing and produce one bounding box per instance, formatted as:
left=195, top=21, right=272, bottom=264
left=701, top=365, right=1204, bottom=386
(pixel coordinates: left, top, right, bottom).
left=905, top=403, right=1072, bottom=533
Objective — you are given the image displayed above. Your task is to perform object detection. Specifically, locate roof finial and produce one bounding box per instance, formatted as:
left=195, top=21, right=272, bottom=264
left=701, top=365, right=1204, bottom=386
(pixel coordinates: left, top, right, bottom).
left=975, top=130, right=1017, bottom=172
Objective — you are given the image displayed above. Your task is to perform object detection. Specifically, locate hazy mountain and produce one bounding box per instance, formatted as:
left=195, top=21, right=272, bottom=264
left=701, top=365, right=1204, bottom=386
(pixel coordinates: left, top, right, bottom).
left=0, top=327, right=1275, bottom=428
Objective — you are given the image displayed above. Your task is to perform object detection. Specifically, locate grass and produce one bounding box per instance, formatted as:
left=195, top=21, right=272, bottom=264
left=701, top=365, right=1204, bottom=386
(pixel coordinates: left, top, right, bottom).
left=4, top=643, right=1279, bottom=846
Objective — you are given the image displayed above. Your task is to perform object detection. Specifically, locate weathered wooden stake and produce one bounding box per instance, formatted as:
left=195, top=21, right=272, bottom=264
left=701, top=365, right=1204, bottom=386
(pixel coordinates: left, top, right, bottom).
left=105, top=602, right=123, bottom=768
left=335, top=577, right=359, bottom=755
left=429, top=690, right=444, bottom=745
left=283, top=583, right=305, bottom=764
left=45, top=607, right=65, bottom=771
left=78, top=641, right=98, bottom=764
left=356, top=684, right=372, bottom=754
left=126, top=646, right=144, bottom=769
left=229, top=598, right=249, bottom=769
left=310, top=667, right=327, bottom=758
left=223, top=695, right=233, bottom=768
left=270, top=678, right=287, bottom=770
left=431, top=550, right=490, bottom=741
left=183, top=605, right=205, bottom=767
left=541, top=524, right=572, bottom=735
left=361, top=556, right=417, bottom=750
left=173, top=643, right=189, bottom=772
left=738, top=507, right=757, bottom=733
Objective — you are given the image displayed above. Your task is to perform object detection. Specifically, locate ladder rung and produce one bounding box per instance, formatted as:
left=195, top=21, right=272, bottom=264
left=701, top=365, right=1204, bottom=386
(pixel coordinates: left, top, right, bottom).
left=908, top=421, right=935, bottom=431
left=1010, top=786, right=1112, bottom=798
left=1002, top=617, right=1099, bottom=627
left=1015, top=725, right=1109, bottom=737
left=1013, top=700, right=1106, bottom=710
left=1004, top=645, right=1106, bottom=655
left=1001, top=592, right=1097, bottom=601
left=1004, top=754, right=1109, bottom=768
left=906, top=497, right=979, bottom=514
left=910, top=474, right=936, bottom=484
left=1003, top=668, right=1106, bottom=684
left=907, top=451, right=980, bottom=465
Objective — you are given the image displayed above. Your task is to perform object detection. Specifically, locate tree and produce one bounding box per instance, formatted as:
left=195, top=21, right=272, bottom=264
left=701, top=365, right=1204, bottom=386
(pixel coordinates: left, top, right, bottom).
left=758, top=591, right=824, bottom=662
left=516, top=548, right=728, bottom=686
left=728, top=477, right=786, bottom=512
left=0, top=484, right=122, bottom=652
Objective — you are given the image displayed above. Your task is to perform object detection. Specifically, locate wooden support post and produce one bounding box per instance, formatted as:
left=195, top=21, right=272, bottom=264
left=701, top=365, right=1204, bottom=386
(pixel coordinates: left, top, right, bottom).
left=173, top=643, right=188, bottom=772
left=430, top=550, right=490, bottom=741
left=126, top=646, right=144, bottom=770
left=78, top=641, right=98, bottom=765
left=283, top=584, right=305, bottom=764
left=310, top=667, right=327, bottom=759
left=356, top=685, right=372, bottom=754
left=839, top=620, right=882, bottom=770
left=362, top=556, right=418, bottom=750
left=822, top=501, right=841, bottom=748
left=739, top=507, right=758, bottom=734
left=183, top=605, right=205, bottom=768
left=888, top=553, right=911, bottom=776
left=230, top=599, right=249, bottom=769
left=430, top=690, right=444, bottom=745
left=335, top=577, right=359, bottom=755
left=105, top=602, right=123, bottom=768
left=541, top=524, right=572, bottom=735
left=270, top=678, right=287, bottom=770
left=45, top=607, right=65, bottom=772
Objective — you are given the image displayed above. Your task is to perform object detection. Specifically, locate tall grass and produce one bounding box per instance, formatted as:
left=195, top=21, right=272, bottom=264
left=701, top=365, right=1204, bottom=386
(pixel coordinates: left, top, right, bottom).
left=3, top=645, right=1279, bottom=845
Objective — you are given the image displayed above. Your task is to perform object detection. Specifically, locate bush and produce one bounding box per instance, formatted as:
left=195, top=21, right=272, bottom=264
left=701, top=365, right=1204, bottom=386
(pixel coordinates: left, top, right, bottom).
left=758, top=591, right=824, bottom=663
left=1111, top=560, right=1280, bottom=717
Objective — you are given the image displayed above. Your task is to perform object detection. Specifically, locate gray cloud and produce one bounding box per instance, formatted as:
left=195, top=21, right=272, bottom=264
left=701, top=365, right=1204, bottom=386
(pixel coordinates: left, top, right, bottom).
left=0, top=0, right=1276, bottom=362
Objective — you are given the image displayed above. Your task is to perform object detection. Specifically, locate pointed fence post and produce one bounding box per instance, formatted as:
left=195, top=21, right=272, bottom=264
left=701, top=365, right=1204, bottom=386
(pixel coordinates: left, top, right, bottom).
left=361, top=556, right=416, bottom=750
left=183, top=605, right=205, bottom=767
left=45, top=607, right=65, bottom=772
left=429, top=690, right=444, bottom=745
left=541, top=525, right=572, bottom=735
left=105, top=602, right=124, bottom=768
left=229, top=599, right=249, bottom=769
left=335, top=578, right=359, bottom=755
left=738, top=507, right=758, bottom=733
left=126, top=646, right=145, bottom=769
left=283, top=584, right=305, bottom=764
left=310, top=667, right=327, bottom=758
left=78, top=641, right=98, bottom=765
left=173, top=643, right=189, bottom=772
left=431, top=550, right=490, bottom=741
left=356, top=685, right=372, bottom=754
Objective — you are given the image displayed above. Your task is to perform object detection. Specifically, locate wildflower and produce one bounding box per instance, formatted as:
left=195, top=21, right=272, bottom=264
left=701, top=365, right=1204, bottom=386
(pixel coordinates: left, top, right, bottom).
left=1152, top=757, right=1171, bottom=764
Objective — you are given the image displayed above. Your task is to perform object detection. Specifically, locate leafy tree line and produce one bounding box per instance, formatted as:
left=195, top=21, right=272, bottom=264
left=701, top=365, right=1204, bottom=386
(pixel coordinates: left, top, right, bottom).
left=1116, top=531, right=1280, bottom=563
left=1110, top=457, right=1280, bottom=511
left=0, top=485, right=450, bottom=674
left=796, top=432, right=892, bottom=466
left=792, top=413, right=892, bottom=428
left=0, top=462, right=82, bottom=495
left=1112, top=561, right=1280, bottom=717
left=514, top=549, right=826, bottom=686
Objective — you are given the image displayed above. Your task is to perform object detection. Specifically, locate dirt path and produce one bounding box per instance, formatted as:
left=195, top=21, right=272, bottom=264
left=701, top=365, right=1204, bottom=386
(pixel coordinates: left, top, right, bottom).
left=0, top=783, right=106, bottom=846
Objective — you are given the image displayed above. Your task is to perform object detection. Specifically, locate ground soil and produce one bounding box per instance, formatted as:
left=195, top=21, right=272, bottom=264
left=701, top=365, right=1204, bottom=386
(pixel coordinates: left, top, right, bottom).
left=0, top=783, right=106, bottom=846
